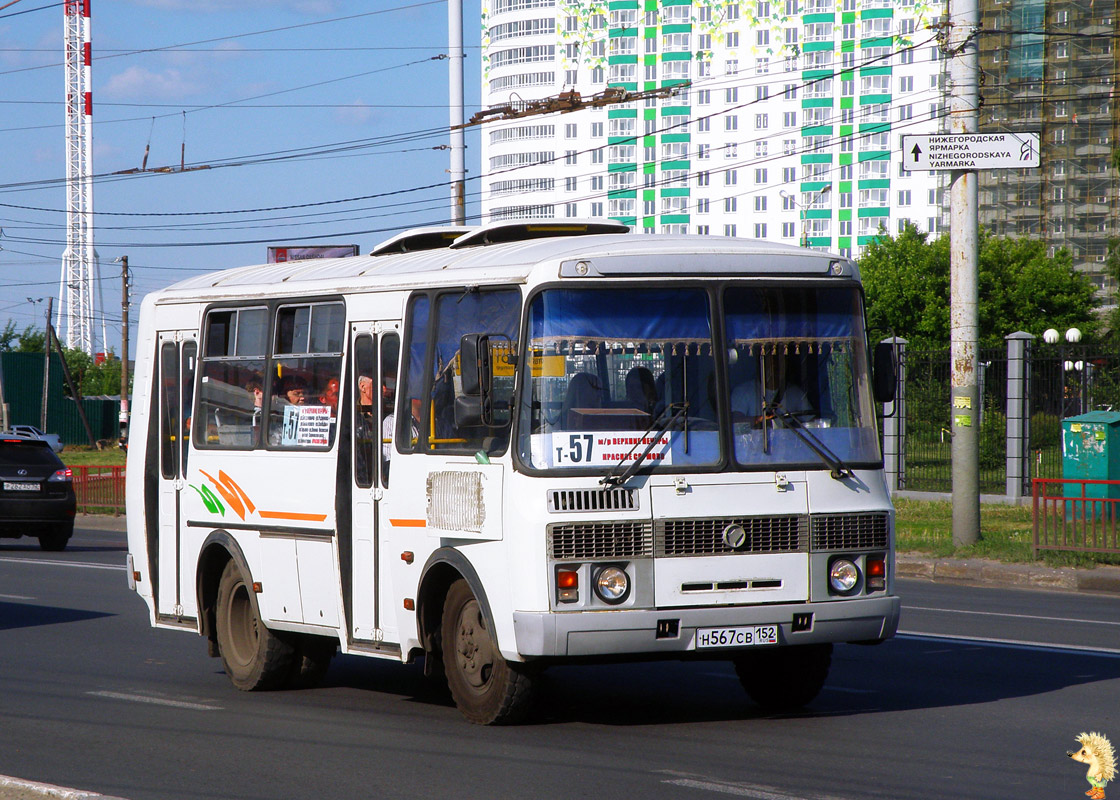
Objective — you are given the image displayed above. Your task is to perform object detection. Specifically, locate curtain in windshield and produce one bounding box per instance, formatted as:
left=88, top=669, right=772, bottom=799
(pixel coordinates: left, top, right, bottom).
left=517, top=288, right=720, bottom=470
left=723, top=285, right=880, bottom=468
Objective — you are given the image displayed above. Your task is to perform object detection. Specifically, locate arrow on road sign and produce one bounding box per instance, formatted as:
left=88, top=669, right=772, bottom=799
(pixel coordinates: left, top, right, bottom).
left=911, top=143, right=923, bottom=162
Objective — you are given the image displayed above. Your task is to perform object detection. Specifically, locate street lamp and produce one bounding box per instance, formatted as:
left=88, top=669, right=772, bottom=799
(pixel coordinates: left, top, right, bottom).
left=781, top=185, right=831, bottom=249
left=1043, top=327, right=1084, bottom=416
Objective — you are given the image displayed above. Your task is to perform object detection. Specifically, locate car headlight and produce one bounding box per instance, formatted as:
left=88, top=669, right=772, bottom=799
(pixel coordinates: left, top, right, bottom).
left=828, top=558, right=859, bottom=594
left=593, top=565, right=630, bottom=605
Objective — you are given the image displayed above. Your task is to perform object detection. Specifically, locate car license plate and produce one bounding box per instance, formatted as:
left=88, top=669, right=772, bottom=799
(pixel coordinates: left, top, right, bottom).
left=695, top=625, right=779, bottom=649
left=3, top=481, right=39, bottom=492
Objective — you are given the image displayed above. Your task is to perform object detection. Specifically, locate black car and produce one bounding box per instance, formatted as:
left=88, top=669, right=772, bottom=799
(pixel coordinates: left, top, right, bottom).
left=0, top=432, right=76, bottom=551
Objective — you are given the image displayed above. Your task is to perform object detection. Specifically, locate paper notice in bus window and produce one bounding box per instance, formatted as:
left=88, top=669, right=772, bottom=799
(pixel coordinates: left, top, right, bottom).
left=282, top=405, right=332, bottom=447
left=530, top=431, right=673, bottom=468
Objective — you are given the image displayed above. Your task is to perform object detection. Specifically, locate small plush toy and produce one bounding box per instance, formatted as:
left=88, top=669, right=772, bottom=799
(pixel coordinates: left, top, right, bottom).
left=1069, top=732, right=1116, bottom=800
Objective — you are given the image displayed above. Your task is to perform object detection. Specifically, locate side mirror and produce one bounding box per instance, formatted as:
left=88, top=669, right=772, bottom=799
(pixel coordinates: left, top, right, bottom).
left=872, top=342, right=897, bottom=404
left=459, top=333, right=494, bottom=426
left=460, top=333, right=491, bottom=397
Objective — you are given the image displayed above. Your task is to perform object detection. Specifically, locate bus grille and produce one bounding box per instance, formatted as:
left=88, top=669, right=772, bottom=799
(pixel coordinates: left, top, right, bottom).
left=810, top=512, right=890, bottom=551
left=656, top=515, right=808, bottom=557
left=548, top=521, right=653, bottom=560
left=547, top=488, right=638, bottom=513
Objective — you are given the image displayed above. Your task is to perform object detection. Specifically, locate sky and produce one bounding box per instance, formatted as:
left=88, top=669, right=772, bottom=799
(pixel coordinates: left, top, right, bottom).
left=0, top=0, right=484, bottom=356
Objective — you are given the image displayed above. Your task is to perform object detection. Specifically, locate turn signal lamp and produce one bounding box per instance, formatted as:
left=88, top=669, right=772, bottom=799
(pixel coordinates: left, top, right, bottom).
left=866, top=556, right=886, bottom=591
left=557, top=569, right=578, bottom=603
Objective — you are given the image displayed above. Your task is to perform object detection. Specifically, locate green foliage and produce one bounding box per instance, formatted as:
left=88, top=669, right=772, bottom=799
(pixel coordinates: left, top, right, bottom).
left=861, top=223, right=1100, bottom=348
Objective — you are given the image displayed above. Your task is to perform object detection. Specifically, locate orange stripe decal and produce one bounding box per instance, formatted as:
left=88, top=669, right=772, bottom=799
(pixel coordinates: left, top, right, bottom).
left=390, top=518, right=427, bottom=528
left=259, top=510, right=329, bottom=522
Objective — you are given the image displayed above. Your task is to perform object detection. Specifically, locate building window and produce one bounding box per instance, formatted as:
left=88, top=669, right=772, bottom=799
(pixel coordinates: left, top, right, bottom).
left=754, top=196, right=767, bottom=212
left=696, top=198, right=710, bottom=213
left=755, top=113, right=769, bottom=129
left=725, top=224, right=738, bottom=237
left=726, top=116, right=739, bottom=131
left=726, top=169, right=738, bottom=186
left=754, top=223, right=767, bottom=238
left=725, top=197, right=738, bottom=212
left=782, top=222, right=796, bottom=238
left=754, top=168, right=768, bottom=184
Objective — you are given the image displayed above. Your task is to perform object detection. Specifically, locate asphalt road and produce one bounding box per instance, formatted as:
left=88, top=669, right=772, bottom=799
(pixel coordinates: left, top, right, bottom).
left=1, top=522, right=1118, bottom=800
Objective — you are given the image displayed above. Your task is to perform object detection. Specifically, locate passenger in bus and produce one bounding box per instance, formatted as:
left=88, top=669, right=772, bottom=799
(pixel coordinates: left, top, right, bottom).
left=318, top=377, right=340, bottom=412
left=624, top=366, right=657, bottom=414
left=563, top=372, right=604, bottom=428
left=355, top=375, right=376, bottom=484
left=280, top=375, right=309, bottom=406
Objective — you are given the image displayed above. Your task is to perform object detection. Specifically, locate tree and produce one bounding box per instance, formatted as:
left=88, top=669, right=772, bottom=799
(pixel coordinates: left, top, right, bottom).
left=860, top=223, right=1099, bottom=348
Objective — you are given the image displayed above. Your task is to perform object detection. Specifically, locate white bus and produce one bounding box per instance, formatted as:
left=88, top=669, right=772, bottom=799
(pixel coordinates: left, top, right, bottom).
left=125, top=221, right=900, bottom=724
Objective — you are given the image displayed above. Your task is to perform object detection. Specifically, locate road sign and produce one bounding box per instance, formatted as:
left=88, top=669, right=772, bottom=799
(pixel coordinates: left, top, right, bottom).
left=901, top=133, right=1040, bottom=171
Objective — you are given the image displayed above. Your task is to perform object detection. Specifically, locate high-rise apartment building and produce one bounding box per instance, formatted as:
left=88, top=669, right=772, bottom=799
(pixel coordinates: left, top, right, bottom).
left=480, top=0, right=947, bottom=257
left=978, top=0, right=1119, bottom=292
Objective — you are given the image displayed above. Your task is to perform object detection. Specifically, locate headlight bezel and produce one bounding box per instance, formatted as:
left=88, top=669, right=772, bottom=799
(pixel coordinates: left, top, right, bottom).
left=828, top=557, right=860, bottom=595
left=592, top=564, right=631, bottom=605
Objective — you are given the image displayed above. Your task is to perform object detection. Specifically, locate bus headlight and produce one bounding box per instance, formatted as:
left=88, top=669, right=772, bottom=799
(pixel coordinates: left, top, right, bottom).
left=828, top=558, right=859, bottom=594
left=593, top=565, right=630, bottom=605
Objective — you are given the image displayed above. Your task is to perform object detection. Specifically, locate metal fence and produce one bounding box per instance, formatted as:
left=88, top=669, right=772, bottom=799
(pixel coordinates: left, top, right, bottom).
left=73, top=465, right=125, bottom=514
left=894, top=341, right=1120, bottom=496
left=1033, top=478, right=1120, bottom=556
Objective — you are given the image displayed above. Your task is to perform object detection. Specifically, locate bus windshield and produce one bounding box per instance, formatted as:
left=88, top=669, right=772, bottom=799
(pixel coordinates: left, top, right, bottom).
left=724, top=285, right=880, bottom=469
left=519, top=287, right=719, bottom=470
left=517, top=284, right=880, bottom=473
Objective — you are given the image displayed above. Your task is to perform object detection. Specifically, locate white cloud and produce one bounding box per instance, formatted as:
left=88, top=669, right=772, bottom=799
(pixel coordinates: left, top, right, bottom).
left=335, top=100, right=373, bottom=126
left=101, top=65, right=202, bottom=100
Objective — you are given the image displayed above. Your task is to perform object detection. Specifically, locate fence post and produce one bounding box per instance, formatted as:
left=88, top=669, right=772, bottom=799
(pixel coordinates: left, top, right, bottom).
left=881, top=337, right=908, bottom=493
left=1005, top=331, right=1034, bottom=501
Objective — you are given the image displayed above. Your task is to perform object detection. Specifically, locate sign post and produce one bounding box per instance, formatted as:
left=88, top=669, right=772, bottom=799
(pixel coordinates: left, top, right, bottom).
left=901, top=133, right=1040, bottom=171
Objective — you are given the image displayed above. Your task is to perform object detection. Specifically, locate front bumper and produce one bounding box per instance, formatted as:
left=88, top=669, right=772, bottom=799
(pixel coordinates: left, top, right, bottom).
left=513, top=595, right=900, bottom=658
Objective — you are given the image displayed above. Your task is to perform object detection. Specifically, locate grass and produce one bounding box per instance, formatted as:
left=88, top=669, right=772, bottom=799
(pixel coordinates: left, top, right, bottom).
left=53, top=446, right=1120, bottom=568
left=60, top=445, right=126, bottom=467
left=895, top=498, right=1120, bottom=569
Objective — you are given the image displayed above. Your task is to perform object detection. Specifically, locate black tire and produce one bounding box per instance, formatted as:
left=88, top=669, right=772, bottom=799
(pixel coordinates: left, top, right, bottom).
left=284, top=634, right=336, bottom=689
left=38, top=522, right=73, bottom=552
left=441, top=579, right=536, bottom=725
left=734, top=643, right=832, bottom=712
left=215, top=560, right=294, bottom=691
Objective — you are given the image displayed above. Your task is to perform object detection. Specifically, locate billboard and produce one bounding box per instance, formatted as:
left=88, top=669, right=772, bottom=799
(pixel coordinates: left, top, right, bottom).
left=267, top=244, right=359, bottom=263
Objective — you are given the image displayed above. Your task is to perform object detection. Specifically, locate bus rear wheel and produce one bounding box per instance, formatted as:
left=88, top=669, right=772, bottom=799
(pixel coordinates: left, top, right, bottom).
left=441, top=579, right=535, bottom=725
left=734, top=643, right=832, bottom=712
left=215, top=560, right=294, bottom=691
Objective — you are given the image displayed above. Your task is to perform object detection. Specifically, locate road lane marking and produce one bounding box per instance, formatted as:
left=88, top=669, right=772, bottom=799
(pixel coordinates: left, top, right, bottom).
left=658, top=771, right=852, bottom=799
left=0, top=773, right=117, bottom=800
left=0, top=593, right=34, bottom=600
left=906, top=604, right=1120, bottom=627
left=0, top=557, right=124, bottom=571
left=88, top=691, right=222, bottom=711
left=898, top=631, right=1120, bottom=656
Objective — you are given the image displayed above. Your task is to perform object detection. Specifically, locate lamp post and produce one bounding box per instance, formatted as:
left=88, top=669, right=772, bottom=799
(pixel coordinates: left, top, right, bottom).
left=113, top=256, right=130, bottom=443
left=781, top=185, right=831, bottom=249
left=1043, top=326, right=1083, bottom=417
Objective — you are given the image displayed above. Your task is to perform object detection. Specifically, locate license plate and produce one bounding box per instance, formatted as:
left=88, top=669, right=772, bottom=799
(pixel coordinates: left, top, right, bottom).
left=3, top=481, right=39, bottom=492
left=695, top=625, right=779, bottom=649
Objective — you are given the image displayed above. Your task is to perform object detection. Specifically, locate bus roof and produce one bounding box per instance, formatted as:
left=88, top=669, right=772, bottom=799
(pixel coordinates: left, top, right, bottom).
left=154, top=232, right=856, bottom=303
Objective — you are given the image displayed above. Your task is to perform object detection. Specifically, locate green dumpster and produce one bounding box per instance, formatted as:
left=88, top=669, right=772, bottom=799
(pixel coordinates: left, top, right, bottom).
left=1062, top=411, right=1120, bottom=519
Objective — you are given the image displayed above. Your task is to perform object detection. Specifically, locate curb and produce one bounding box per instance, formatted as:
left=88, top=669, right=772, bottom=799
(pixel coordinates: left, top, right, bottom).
left=0, top=775, right=128, bottom=800
left=896, top=553, right=1120, bottom=595
left=75, top=514, right=126, bottom=533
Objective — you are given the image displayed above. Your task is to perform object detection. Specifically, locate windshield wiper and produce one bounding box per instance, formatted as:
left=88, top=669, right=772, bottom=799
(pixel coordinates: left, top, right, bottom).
left=600, top=402, right=689, bottom=487
left=768, top=402, right=852, bottom=481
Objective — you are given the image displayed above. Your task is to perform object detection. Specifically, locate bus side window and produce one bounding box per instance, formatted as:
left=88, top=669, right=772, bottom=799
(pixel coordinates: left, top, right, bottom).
left=160, top=342, right=179, bottom=479
left=379, top=333, right=400, bottom=488
left=398, top=295, right=430, bottom=453
left=353, top=335, right=375, bottom=489
left=181, top=342, right=196, bottom=472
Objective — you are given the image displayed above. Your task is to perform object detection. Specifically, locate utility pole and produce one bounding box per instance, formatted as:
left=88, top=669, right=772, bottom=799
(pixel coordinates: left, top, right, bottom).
left=41, top=297, right=53, bottom=431
left=448, top=0, right=465, bottom=225
left=948, top=0, right=980, bottom=545
left=118, top=255, right=129, bottom=443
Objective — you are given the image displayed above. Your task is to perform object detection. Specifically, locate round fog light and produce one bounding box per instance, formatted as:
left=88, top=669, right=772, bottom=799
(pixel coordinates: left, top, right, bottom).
left=593, top=566, right=630, bottom=604
left=829, top=559, right=859, bottom=593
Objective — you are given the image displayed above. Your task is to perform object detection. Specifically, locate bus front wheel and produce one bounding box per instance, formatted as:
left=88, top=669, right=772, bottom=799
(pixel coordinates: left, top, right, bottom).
left=215, top=560, right=294, bottom=691
left=733, top=643, right=832, bottom=712
left=441, top=579, right=535, bottom=725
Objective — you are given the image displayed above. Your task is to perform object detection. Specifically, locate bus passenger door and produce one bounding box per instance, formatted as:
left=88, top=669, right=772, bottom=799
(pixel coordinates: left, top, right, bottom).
left=155, top=331, right=197, bottom=620
left=348, top=323, right=400, bottom=644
